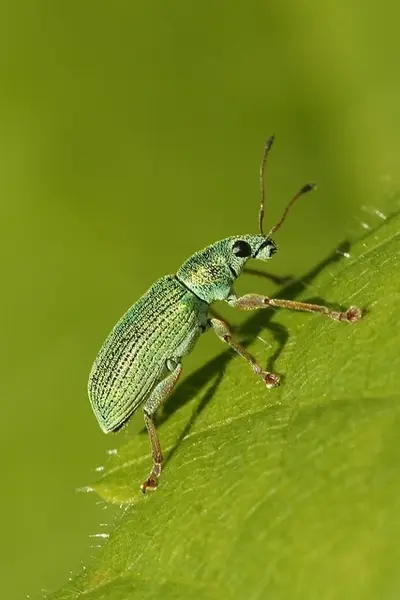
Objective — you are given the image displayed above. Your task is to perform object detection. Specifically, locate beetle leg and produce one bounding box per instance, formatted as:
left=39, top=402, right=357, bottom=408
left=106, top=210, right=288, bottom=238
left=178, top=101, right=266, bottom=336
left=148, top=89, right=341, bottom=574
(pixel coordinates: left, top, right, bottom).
left=210, top=317, right=280, bottom=388
left=227, top=293, right=362, bottom=322
left=141, top=360, right=182, bottom=493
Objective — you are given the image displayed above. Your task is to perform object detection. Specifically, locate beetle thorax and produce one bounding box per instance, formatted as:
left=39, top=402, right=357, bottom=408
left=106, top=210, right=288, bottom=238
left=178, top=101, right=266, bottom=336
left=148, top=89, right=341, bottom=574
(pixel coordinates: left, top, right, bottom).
left=176, top=234, right=277, bottom=304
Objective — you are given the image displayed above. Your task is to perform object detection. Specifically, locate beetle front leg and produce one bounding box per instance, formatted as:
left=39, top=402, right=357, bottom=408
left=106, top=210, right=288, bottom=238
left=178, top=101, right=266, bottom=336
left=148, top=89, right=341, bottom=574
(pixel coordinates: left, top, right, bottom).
left=227, top=293, right=362, bottom=322
left=141, top=360, right=182, bottom=493
left=210, top=318, right=280, bottom=388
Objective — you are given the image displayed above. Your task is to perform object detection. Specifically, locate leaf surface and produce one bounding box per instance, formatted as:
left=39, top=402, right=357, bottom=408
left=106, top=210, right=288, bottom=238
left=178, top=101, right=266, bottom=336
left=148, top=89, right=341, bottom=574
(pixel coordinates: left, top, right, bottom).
left=51, top=210, right=400, bottom=600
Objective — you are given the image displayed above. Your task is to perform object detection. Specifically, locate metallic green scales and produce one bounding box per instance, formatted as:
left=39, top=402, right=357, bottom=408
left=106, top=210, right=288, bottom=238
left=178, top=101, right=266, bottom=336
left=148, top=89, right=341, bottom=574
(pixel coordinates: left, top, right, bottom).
left=177, top=235, right=267, bottom=303
left=88, top=275, right=208, bottom=432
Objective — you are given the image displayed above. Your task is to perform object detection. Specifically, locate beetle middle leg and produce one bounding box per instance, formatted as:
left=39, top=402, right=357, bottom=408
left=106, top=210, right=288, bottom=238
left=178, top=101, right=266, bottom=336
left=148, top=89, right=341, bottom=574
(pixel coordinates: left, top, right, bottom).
left=141, top=359, right=182, bottom=493
left=227, top=293, right=362, bottom=322
left=210, top=317, right=280, bottom=388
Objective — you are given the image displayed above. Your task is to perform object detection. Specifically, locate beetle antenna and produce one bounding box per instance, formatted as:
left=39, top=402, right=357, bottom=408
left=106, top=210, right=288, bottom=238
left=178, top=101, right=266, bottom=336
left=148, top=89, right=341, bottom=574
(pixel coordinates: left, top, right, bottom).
left=268, top=183, right=316, bottom=236
left=258, top=135, right=275, bottom=236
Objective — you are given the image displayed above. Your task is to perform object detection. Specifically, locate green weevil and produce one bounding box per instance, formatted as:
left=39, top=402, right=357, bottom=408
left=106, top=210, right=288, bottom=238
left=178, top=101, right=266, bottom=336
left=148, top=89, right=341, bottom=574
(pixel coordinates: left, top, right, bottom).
left=88, top=136, right=362, bottom=492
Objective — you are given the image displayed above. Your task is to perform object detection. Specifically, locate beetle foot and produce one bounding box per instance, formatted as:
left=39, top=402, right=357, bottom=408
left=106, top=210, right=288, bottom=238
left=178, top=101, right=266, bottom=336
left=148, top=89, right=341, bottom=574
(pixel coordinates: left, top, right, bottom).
left=332, top=305, right=363, bottom=322
left=263, top=371, right=280, bottom=388
left=140, top=463, right=162, bottom=493
left=344, top=306, right=363, bottom=322
left=140, top=476, right=159, bottom=493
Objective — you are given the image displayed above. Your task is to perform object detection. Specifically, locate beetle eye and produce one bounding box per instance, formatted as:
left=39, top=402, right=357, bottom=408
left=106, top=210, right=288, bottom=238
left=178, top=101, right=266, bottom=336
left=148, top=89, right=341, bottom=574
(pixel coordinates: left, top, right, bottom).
left=232, top=240, right=252, bottom=258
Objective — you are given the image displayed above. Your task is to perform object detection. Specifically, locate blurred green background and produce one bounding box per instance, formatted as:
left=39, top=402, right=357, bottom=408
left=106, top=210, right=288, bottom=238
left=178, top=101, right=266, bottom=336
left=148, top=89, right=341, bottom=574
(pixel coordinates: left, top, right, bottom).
left=0, top=1, right=399, bottom=598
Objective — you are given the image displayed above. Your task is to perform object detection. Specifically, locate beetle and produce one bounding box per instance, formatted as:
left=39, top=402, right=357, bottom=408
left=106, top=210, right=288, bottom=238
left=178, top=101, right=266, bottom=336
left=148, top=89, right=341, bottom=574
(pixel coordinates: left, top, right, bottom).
left=88, top=136, right=362, bottom=492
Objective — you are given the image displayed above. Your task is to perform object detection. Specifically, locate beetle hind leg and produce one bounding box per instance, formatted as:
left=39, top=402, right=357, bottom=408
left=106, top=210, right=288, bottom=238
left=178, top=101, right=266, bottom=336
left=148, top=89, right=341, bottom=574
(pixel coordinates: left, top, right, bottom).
left=141, top=359, right=182, bottom=493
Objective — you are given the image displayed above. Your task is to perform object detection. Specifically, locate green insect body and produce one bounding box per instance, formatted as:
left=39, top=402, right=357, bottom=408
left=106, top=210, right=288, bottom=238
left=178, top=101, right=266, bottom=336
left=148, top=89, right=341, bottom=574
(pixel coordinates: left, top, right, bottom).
left=89, top=275, right=208, bottom=433
left=88, top=137, right=362, bottom=492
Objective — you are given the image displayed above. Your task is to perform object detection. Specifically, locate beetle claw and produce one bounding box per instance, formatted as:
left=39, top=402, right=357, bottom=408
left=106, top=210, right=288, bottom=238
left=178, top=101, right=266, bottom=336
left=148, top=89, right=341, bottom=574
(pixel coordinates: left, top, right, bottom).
left=140, top=477, right=158, bottom=494
left=263, top=371, right=280, bottom=388
left=140, top=477, right=159, bottom=493
left=345, top=306, right=363, bottom=322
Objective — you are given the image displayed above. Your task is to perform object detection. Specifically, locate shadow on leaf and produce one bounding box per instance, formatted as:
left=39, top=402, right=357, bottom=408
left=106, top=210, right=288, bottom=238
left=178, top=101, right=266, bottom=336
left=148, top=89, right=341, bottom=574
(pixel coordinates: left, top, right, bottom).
left=149, top=240, right=355, bottom=467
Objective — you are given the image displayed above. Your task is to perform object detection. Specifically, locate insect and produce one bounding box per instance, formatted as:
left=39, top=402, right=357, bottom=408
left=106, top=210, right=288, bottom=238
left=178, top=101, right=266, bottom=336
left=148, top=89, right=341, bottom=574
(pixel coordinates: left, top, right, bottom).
left=88, top=136, right=362, bottom=492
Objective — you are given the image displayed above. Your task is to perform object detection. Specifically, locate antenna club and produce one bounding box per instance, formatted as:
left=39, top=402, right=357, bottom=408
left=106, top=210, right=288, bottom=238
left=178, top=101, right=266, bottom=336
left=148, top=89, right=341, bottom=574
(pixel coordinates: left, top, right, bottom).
left=300, top=182, right=317, bottom=194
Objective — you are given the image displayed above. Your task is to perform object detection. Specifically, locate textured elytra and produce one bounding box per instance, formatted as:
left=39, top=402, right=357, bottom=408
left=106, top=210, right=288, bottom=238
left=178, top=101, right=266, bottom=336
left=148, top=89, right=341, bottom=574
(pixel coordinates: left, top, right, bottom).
left=88, top=275, right=208, bottom=432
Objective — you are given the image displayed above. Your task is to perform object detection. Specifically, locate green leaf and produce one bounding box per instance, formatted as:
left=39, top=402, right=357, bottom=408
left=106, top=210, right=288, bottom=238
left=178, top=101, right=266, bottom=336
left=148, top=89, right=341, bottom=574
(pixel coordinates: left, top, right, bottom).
left=52, top=209, right=400, bottom=600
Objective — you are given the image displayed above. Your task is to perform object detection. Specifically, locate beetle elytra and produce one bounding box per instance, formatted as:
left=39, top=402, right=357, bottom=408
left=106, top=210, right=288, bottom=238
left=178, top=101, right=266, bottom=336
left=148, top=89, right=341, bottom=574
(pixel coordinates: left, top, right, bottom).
left=88, top=136, right=362, bottom=492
